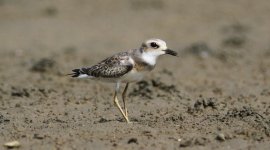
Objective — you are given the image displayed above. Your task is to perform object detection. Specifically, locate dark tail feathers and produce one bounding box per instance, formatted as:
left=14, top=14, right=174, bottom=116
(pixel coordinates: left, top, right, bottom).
left=67, top=69, right=81, bottom=77
left=67, top=68, right=89, bottom=77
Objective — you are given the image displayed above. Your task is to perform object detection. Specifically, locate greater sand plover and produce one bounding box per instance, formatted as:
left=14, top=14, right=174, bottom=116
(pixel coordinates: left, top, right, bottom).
left=68, top=39, right=177, bottom=123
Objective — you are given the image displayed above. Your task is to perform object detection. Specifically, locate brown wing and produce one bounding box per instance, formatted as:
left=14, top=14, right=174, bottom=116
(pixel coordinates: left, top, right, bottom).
left=75, top=52, right=133, bottom=78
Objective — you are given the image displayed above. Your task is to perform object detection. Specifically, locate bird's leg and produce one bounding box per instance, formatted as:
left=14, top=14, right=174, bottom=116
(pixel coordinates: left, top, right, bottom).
left=114, top=92, right=130, bottom=123
left=113, top=82, right=130, bottom=123
left=122, top=83, right=129, bottom=117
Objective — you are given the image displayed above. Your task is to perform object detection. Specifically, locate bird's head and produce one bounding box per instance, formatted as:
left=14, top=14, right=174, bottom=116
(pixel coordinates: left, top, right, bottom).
left=140, top=39, right=178, bottom=57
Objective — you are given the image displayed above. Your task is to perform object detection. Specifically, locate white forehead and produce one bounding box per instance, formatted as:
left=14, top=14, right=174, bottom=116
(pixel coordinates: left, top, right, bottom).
left=145, top=39, right=167, bottom=47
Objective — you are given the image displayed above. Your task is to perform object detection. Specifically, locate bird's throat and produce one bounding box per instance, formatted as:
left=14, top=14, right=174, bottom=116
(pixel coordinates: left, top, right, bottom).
left=141, top=52, right=157, bottom=66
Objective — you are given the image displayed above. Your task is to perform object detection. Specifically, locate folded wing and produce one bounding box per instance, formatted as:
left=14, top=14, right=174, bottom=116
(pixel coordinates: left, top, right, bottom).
left=69, top=52, right=133, bottom=78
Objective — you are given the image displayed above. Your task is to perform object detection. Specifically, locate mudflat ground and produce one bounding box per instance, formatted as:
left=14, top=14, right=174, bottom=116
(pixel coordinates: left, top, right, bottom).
left=1, top=0, right=270, bottom=149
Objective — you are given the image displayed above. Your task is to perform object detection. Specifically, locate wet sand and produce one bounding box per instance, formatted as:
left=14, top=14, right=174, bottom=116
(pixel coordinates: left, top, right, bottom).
left=0, top=0, right=270, bottom=149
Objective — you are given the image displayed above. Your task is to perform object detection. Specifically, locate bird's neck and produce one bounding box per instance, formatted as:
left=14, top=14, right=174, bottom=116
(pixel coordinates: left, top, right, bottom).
left=131, top=49, right=157, bottom=71
left=140, top=52, right=158, bottom=66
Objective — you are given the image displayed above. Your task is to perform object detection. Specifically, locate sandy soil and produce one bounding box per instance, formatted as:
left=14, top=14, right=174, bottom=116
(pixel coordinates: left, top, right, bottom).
left=1, top=0, right=270, bottom=149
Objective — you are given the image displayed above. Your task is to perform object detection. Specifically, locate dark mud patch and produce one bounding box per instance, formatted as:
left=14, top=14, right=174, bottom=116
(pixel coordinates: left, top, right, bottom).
left=220, top=23, right=249, bottom=48
left=93, top=117, right=113, bottom=124
left=174, top=95, right=270, bottom=145
left=180, top=40, right=245, bottom=64
left=221, top=23, right=249, bottom=35
left=129, top=79, right=181, bottom=99
left=0, top=114, right=10, bottom=124
left=127, top=138, right=138, bottom=144
left=187, top=97, right=218, bottom=114
left=129, top=80, right=152, bottom=99
left=221, top=106, right=270, bottom=138
left=179, top=137, right=210, bottom=147
left=31, top=58, right=56, bottom=73
left=261, top=89, right=270, bottom=96
left=9, top=86, right=56, bottom=99
left=181, top=42, right=214, bottom=59
left=222, top=35, right=246, bottom=48
left=11, top=86, right=30, bottom=97
left=43, top=6, right=58, bottom=17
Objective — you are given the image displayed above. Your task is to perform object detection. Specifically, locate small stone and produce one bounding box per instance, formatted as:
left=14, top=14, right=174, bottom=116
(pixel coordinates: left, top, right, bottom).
left=4, top=140, right=21, bottom=148
left=128, top=138, right=138, bottom=144
left=216, top=133, right=226, bottom=141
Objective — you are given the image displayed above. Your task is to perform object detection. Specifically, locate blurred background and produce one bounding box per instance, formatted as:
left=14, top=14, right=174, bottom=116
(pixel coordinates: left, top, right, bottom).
left=1, top=0, right=270, bottom=54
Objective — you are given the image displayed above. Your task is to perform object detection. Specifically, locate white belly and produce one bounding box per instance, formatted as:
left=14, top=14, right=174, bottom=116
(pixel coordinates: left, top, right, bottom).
left=78, top=70, right=145, bottom=83
left=121, top=70, right=145, bottom=83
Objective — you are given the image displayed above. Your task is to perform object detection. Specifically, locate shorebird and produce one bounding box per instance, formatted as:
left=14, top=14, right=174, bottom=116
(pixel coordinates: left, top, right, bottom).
left=68, top=39, right=177, bottom=123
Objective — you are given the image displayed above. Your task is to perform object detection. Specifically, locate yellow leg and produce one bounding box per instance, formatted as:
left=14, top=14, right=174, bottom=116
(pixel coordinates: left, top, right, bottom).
left=122, top=83, right=129, bottom=117
left=114, top=91, right=130, bottom=123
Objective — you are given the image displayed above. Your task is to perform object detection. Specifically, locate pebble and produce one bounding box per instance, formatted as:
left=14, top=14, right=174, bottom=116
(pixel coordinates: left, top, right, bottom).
left=4, top=141, right=21, bottom=148
left=216, top=133, right=226, bottom=141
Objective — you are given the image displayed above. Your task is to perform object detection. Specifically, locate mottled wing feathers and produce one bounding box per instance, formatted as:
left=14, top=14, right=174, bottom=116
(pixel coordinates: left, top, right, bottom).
left=69, top=52, right=133, bottom=78
left=83, top=64, right=132, bottom=78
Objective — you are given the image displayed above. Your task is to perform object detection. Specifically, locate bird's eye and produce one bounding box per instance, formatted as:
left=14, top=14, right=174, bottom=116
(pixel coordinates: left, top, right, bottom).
left=150, top=42, right=159, bottom=49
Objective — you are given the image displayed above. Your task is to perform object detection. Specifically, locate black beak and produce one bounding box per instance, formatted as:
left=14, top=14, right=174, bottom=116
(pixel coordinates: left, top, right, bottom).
left=163, top=49, right=178, bottom=56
